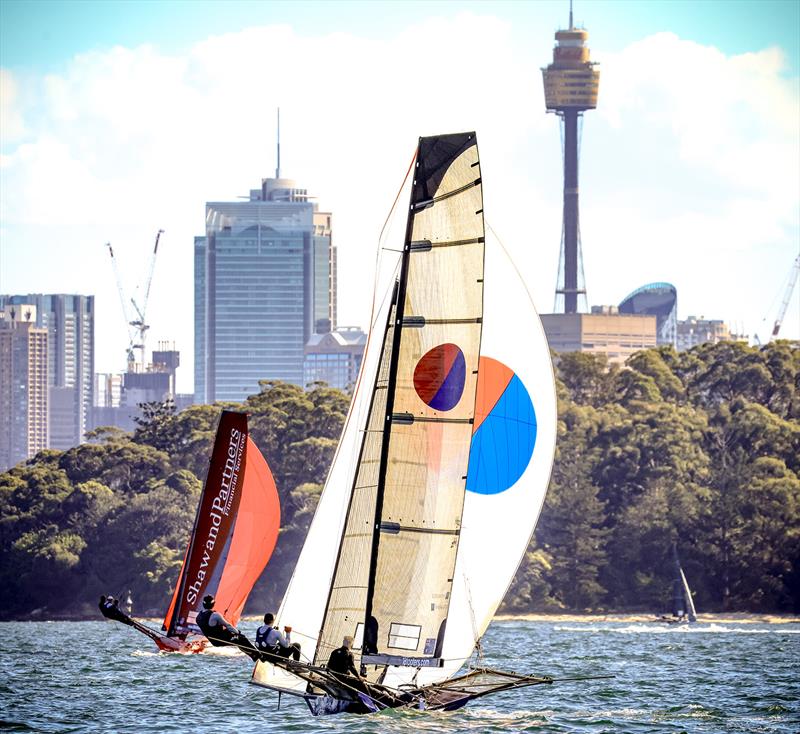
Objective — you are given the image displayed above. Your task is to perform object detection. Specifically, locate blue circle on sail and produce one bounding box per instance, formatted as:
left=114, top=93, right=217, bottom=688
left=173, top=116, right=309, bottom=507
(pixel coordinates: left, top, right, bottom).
left=466, top=358, right=536, bottom=495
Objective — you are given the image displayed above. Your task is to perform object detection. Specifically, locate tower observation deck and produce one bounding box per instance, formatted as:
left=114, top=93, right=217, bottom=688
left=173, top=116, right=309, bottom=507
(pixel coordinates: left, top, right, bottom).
left=542, top=3, right=600, bottom=313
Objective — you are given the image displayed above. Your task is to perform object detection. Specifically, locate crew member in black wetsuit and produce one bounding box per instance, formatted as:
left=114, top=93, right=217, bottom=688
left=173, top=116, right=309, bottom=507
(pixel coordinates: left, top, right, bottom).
left=195, top=595, right=260, bottom=661
left=98, top=595, right=133, bottom=626
left=255, top=613, right=301, bottom=662
left=327, top=635, right=361, bottom=680
left=325, top=635, right=403, bottom=713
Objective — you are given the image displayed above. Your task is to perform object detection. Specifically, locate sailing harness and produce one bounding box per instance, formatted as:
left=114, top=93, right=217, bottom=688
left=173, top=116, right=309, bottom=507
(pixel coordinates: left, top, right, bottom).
left=196, top=609, right=236, bottom=646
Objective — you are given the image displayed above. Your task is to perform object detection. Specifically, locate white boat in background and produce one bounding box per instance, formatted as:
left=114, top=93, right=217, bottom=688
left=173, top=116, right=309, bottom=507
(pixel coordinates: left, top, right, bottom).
left=657, top=544, right=697, bottom=625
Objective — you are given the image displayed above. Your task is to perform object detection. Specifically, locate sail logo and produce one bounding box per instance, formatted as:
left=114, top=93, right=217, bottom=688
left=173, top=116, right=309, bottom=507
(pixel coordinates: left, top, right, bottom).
left=218, top=427, right=244, bottom=516
left=466, top=357, right=536, bottom=494
left=185, top=426, right=245, bottom=605
left=413, top=343, right=466, bottom=411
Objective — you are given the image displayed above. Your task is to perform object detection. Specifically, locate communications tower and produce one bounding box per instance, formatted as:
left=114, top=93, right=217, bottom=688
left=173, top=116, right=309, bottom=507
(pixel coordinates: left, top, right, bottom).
left=542, top=2, right=600, bottom=313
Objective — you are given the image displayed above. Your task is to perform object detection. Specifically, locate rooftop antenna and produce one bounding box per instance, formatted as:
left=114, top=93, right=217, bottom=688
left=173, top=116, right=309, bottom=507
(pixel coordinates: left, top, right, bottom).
left=569, top=0, right=574, bottom=29
left=276, top=107, right=281, bottom=179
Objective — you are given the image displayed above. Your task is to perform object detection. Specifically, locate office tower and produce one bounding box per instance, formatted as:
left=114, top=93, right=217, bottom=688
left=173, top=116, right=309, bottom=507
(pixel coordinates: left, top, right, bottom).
left=0, top=294, right=94, bottom=449
left=542, top=4, right=600, bottom=313
left=0, top=305, right=48, bottom=471
left=619, top=283, right=678, bottom=347
left=195, top=175, right=336, bottom=403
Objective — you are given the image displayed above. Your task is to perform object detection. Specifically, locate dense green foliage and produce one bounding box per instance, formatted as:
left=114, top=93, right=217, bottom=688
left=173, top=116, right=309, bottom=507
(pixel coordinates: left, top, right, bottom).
left=1, top=342, right=798, bottom=620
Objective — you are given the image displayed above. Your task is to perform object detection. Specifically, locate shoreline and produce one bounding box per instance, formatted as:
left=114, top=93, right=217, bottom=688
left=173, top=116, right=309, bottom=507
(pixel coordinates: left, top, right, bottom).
left=493, top=612, right=800, bottom=624
left=4, top=611, right=799, bottom=624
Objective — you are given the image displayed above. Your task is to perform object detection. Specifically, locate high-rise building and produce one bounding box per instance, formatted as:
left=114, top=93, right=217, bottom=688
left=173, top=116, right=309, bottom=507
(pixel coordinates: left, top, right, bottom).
left=619, top=283, right=678, bottom=348
left=0, top=305, right=49, bottom=471
left=542, top=5, right=600, bottom=313
left=304, top=326, right=366, bottom=391
left=0, top=294, right=94, bottom=449
left=195, top=175, right=336, bottom=403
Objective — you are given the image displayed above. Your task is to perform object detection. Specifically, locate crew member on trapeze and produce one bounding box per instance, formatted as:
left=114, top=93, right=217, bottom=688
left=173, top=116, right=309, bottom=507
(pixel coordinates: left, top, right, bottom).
left=255, top=612, right=301, bottom=661
left=195, top=594, right=260, bottom=661
left=98, top=595, right=133, bottom=625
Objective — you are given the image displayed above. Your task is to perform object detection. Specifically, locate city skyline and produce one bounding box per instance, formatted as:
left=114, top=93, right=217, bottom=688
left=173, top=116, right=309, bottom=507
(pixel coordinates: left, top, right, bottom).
left=1, top=0, right=798, bottom=393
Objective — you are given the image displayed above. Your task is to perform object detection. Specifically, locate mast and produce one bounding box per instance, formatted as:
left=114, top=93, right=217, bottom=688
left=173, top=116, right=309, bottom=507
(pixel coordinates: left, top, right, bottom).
left=361, top=182, right=415, bottom=655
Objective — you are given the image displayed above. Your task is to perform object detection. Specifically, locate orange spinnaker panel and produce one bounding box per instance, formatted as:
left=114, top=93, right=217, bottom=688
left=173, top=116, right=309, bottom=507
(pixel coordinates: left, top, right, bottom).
left=215, top=436, right=281, bottom=625
left=472, top=356, right=514, bottom=434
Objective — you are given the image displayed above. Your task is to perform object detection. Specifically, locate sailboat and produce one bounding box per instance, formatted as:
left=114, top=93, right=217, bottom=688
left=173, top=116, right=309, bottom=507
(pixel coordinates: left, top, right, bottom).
left=100, top=410, right=281, bottom=653
left=249, top=132, right=568, bottom=714
left=656, top=544, right=697, bottom=624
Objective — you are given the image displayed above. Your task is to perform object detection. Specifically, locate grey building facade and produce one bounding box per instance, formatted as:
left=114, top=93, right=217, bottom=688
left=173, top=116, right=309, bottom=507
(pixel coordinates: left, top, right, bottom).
left=0, top=293, right=94, bottom=449
left=195, top=177, right=335, bottom=404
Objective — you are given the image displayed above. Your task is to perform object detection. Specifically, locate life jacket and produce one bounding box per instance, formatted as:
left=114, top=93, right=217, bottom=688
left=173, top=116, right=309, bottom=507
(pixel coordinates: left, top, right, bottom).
left=255, top=625, right=279, bottom=653
left=196, top=608, right=234, bottom=646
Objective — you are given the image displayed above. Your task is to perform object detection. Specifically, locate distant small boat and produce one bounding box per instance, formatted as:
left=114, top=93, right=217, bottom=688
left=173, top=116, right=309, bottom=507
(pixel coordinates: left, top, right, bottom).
left=99, top=410, right=281, bottom=653
left=656, top=544, right=697, bottom=624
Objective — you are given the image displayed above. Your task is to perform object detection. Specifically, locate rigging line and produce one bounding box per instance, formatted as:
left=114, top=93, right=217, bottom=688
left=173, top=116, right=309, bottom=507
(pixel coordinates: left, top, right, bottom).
left=278, top=163, right=410, bottom=623
left=378, top=147, right=418, bottom=246
left=485, top=221, right=539, bottom=313
left=464, top=574, right=483, bottom=664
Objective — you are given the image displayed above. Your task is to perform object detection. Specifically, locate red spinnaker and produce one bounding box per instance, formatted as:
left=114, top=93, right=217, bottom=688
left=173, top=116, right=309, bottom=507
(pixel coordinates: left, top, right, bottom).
left=163, top=411, right=280, bottom=638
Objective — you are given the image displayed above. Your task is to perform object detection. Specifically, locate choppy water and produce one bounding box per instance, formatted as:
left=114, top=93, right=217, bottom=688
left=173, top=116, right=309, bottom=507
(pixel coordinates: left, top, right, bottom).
left=1, top=619, right=798, bottom=733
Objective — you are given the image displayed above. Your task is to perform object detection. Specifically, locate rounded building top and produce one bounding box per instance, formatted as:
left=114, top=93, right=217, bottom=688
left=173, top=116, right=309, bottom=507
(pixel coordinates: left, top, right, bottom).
left=555, top=28, right=589, bottom=43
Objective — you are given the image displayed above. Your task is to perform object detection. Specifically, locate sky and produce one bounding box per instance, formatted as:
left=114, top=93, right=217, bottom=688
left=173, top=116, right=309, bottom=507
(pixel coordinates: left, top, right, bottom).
left=1, top=0, right=798, bottom=394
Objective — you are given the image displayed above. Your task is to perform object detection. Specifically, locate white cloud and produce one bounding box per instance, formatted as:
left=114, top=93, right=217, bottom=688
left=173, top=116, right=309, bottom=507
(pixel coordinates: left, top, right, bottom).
left=1, top=17, right=797, bottom=392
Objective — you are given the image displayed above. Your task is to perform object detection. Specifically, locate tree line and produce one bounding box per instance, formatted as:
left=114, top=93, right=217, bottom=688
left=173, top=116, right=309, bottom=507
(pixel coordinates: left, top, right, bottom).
left=0, top=341, right=798, bottom=620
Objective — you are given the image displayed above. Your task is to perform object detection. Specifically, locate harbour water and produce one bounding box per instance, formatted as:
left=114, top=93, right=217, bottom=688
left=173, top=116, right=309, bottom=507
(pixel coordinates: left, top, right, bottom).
left=1, top=618, right=798, bottom=733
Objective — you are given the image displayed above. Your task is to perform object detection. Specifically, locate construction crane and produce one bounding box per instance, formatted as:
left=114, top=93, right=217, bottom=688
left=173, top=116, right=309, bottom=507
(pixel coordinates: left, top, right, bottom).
left=105, top=229, right=164, bottom=371
left=771, top=254, right=800, bottom=340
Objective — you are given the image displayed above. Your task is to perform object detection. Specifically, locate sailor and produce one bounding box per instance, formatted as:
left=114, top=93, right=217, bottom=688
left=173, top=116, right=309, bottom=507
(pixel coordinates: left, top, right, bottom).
left=255, top=613, right=301, bottom=661
left=326, top=635, right=361, bottom=680
left=98, top=595, right=133, bottom=626
left=195, top=594, right=260, bottom=661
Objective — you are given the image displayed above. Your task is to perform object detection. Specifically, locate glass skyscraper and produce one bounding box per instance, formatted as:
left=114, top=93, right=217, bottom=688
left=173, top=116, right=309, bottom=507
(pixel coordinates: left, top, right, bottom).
left=195, top=176, right=336, bottom=404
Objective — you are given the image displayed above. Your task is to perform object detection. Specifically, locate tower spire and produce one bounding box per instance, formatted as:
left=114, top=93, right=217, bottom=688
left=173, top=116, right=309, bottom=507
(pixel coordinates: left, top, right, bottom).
left=542, top=3, right=599, bottom=313
left=276, top=107, right=281, bottom=179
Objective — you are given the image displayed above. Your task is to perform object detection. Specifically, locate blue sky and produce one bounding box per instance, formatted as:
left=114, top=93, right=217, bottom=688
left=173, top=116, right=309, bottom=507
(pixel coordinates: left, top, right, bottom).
left=1, top=0, right=798, bottom=391
left=3, top=0, right=798, bottom=72
left=0, top=0, right=800, bottom=73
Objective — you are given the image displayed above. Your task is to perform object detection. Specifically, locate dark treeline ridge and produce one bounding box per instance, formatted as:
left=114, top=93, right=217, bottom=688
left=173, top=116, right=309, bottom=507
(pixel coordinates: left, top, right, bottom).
left=1, top=341, right=798, bottom=621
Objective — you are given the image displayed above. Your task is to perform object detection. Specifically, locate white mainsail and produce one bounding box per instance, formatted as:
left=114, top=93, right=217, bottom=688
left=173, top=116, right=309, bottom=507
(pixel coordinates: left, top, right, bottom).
left=252, top=132, right=556, bottom=696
